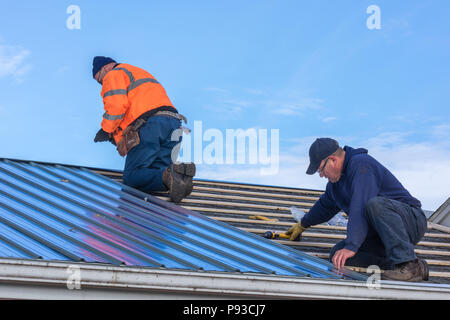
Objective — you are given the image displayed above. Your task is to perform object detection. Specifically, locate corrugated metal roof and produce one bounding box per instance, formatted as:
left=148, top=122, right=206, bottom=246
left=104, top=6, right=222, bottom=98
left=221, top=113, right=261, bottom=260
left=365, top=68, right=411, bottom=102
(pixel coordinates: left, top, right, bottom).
left=0, top=158, right=366, bottom=281
left=141, top=178, right=449, bottom=284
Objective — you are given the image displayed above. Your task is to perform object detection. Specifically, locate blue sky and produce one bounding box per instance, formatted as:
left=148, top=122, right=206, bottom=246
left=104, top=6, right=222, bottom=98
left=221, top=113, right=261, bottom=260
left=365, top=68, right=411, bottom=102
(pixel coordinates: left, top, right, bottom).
left=0, top=1, right=449, bottom=210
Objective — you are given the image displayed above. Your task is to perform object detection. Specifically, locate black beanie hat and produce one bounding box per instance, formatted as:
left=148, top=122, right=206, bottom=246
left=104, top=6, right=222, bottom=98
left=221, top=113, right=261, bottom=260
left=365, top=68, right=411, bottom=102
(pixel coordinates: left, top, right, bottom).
left=92, top=56, right=116, bottom=78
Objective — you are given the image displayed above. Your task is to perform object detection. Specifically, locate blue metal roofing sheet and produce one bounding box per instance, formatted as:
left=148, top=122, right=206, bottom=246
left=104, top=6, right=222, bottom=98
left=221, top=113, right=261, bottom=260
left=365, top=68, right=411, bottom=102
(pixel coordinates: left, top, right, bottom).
left=0, top=158, right=367, bottom=281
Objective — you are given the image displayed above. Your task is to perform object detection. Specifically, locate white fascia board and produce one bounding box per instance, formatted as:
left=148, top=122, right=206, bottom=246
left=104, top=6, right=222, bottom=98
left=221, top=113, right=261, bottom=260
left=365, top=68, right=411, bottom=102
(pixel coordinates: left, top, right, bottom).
left=0, top=258, right=449, bottom=300
left=429, top=198, right=450, bottom=226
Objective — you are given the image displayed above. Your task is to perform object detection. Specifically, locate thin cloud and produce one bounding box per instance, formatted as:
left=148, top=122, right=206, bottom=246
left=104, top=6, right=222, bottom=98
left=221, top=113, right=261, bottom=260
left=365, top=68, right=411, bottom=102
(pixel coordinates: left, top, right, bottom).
left=56, top=65, right=70, bottom=74
left=367, top=141, right=450, bottom=211
left=203, top=87, right=324, bottom=117
left=203, top=87, right=229, bottom=93
left=384, top=17, right=414, bottom=37
left=0, top=44, right=31, bottom=81
left=203, top=98, right=254, bottom=118
left=244, top=88, right=266, bottom=96
left=365, top=131, right=413, bottom=148
left=267, top=97, right=324, bottom=116
left=432, top=124, right=450, bottom=139
left=321, top=116, right=337, bottom=123
left=197, top=130, right=450, bottom=211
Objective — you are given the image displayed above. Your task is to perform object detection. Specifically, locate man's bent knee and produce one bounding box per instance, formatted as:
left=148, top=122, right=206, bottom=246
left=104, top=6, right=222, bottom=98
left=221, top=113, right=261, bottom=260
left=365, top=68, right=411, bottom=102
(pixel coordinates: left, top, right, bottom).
left=122, top=170, right=138, bottom=188
left=366, top=196, right=385, bottom=210
left=365, top=196, right=387, bottom=219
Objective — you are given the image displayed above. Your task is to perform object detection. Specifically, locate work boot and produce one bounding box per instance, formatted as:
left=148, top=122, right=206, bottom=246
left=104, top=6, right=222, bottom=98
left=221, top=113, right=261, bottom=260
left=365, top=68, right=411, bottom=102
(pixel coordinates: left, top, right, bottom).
left=381, top=258, right=429, bottom=282
left=162, top=163, right=196, bottom=203
left=162, top=164, right=188, bottom=203
left=179, top=162, right=196, bottom=197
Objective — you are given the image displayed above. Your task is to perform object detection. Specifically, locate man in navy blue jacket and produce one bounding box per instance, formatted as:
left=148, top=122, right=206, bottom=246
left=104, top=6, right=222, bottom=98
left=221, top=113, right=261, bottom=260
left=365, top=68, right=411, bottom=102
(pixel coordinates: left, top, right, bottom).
left=286, top=138, right=429, bottom=282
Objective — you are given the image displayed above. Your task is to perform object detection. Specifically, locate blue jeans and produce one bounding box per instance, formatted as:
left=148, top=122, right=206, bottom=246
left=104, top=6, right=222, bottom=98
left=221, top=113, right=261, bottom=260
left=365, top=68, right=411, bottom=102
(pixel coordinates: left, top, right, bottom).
left=330, top=197, right=427, bottom=269
left=122, top=115, right=182, bottom=192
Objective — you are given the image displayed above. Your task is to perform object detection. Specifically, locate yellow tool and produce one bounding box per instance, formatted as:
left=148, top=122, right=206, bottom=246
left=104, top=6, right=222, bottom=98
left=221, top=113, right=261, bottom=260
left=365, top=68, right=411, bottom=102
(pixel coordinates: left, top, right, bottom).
left=263, top=231, right=290, bottom=239
left=249, top=215, right=278, bottom=222
left=263, top=231, right=300, bottom=241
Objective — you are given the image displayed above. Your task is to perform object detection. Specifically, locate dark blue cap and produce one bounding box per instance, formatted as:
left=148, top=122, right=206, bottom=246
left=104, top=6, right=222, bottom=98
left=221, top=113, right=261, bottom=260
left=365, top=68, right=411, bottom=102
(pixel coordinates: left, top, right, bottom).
left=92, top=56, right=116, bottom=78
left=306, top=138, right=339, bottom=175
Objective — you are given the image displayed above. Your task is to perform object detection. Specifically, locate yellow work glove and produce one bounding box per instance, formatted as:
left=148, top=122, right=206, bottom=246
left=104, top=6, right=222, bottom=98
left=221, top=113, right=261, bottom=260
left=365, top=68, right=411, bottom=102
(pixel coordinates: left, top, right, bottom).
left=285, top=222, right=307, bottom=241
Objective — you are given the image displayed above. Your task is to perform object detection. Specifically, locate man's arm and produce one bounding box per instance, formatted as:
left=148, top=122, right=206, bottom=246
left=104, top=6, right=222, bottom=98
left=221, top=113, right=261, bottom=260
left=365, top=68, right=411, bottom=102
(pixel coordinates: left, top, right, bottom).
left=301, top=186, right=341, bottom=228
left=100, top=69, right=131, bottom=134
left=286, top=187, right=340, bottom=241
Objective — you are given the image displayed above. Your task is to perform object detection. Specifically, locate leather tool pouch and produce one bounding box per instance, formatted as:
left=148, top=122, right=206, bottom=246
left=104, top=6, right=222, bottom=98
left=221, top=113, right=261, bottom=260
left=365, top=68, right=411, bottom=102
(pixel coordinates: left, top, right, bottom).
left=116, top=119, right=146, bottom=157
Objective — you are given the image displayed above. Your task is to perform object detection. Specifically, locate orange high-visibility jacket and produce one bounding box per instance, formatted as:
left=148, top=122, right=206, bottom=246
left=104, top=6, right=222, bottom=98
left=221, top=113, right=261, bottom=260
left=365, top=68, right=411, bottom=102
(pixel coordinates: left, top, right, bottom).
left=100, top=63, right=175, bottom=144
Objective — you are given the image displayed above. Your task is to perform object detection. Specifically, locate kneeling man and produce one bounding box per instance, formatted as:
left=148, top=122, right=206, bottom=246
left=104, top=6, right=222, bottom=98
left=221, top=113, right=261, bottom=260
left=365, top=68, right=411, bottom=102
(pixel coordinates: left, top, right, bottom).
left=286, top=138, right=428, bottom=282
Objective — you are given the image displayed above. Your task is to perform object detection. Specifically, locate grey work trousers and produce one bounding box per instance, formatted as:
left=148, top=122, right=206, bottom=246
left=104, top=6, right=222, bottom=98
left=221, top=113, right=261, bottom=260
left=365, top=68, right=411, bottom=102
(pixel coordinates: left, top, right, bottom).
left=329, top=197, right=427, bottom=269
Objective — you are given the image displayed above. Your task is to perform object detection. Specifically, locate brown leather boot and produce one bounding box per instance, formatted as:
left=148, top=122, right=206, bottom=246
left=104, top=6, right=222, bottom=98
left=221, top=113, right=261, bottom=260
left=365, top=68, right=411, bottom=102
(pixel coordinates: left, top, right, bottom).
left=179, top=163, right=196, bottom=197
left=381, top=258, right=429, bottom=282
left=162, top=164, right=188, bottom=203
left=162, top=163, right=196, bottom=203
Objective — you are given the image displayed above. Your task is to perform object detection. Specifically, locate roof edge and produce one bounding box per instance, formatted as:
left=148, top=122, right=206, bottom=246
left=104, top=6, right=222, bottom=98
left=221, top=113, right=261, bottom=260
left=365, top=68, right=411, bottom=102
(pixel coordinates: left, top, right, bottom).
left=0, top=157, right=325, bottom=193
left=0, top=157, right=122, bottom=173
left=429, top=197, right=450, bottom=225
left=0, top=259, right=449, bottom=300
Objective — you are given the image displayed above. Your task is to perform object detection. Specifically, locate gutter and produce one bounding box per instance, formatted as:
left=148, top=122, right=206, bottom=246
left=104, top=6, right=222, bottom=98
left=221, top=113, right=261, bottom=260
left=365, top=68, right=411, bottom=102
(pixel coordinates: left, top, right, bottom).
left=0, top=258, right=449, bottom=300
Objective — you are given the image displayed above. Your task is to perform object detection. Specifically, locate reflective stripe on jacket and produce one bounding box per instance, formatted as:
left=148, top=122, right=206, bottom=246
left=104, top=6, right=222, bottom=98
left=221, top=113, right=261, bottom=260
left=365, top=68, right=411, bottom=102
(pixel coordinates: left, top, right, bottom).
left=100, top=63, right=175, bottom=143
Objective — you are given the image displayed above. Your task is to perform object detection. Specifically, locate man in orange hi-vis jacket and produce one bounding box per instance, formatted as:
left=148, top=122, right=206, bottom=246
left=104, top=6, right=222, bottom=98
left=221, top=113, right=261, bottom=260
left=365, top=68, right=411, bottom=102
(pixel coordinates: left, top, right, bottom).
left=92, top=56, right=195, bottom=203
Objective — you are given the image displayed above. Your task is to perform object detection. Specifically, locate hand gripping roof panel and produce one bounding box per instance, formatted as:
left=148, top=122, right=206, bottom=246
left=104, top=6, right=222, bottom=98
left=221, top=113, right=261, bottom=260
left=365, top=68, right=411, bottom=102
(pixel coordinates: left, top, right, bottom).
left=0, top=158, right=366, bottom=281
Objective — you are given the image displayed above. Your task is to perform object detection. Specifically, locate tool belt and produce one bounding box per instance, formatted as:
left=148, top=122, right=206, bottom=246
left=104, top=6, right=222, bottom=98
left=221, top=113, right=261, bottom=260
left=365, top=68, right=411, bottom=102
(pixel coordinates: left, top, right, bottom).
left=153, top=110, right=187, bottom=123
left=116, top=110, right=187, bottom=157
left=116, top=118, right=145, bottom=157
